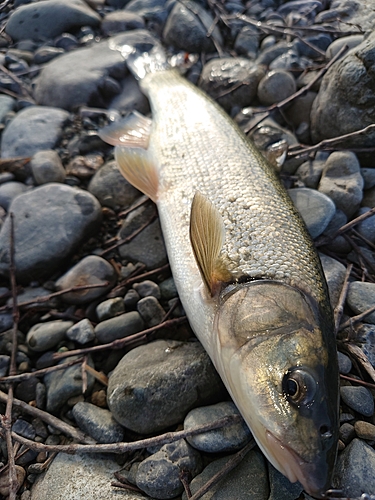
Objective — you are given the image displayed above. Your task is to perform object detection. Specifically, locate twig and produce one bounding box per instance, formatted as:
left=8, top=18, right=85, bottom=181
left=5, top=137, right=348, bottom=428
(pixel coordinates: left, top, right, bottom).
left=340, top=374, right=375, bottom=390
left=84, top=364, right=108, bottom=386
left=81, top=356, right=88, bottom=394
left=340, top=343, right=375, bottom=385
left=0, top=357, right=84, bottom=383
left=0, top=64, right=34, bottom=101
left=110, top=263, right=170, bottom=295
left=334, top=264, right=353, bottom=334
left=338, top=304, right=375, bottom=331
left=118, top=196, right=150, bottom=218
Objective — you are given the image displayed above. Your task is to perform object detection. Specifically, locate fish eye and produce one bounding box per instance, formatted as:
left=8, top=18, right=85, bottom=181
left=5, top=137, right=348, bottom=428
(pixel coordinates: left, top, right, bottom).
left=282, top=368, right=317, bottom=406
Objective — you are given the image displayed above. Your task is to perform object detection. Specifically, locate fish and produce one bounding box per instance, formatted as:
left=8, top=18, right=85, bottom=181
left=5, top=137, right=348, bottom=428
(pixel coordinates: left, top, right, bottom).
left=99, top=43, right=339, bottom=499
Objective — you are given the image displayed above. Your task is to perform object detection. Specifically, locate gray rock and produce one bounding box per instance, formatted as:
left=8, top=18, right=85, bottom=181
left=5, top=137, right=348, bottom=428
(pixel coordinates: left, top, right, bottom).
left=257, top=70, right=296, bottom=106
left=234, top=26, right=259, bottom=59
left=269, top=50, right=310, bottom=72
left=31, top=453, right=147, bottom=500
left=118, top=200, right=155, bottom=239
left=88, top=160, right=140, bottom=210
left=8, top=286, right=59, bottom=311
left=124, top=288, right=140, bottom=308
left=183, top=449, right=269, bottom=500
left=337, top=351, right=352, bottom=375
left=159, top=277, right=177, bottom=300
left=0, top=184, right=102, bottom=282
left=136, top=439, right=202, bottom=499
left=108, top=74, right=150, bottom=115
left=354, top=420, right=375, bottom=441
left=33, top=31, right=158, bottom=111
left=355, top=207, right=375, bottom=243
left=55, top=256, right=116, bottom=305
left=361, top=168, right=375, bottom=190
left=277, top=0, right=324, bottom=18
left=318, top=152, right=363, bottom=218
left=95, top=311, right=144, bottom=344
left=333, top=439, right=375, bottom=497
left=256, top=40, right=291, bottom=66
left=363, top=186, right=375, bottom=208
left=66, top=319, right=95, bottom=345
left=339, top=423, right=356, bottom=445
left=199, top=58, right=265, bottom=111
left=347, top=281, right=375, bottom=324
left=0, top=355, right=10, bottom=376
left=326, top=34, right=364, bottom=60
left=340, top=386, right=374, bottom=417
left=163, top=1, right=222, bottom=53
left=288, top=187, right=336, bottom=239
left=30, top=150, right=66, bottom=185
left=45, top=356, right=95, bottom=414
left=133, top=280, right=161, bottom=299
left=184, top=401, right=251, bottom=453
left=6, top=0, right=100, bottom=42
left=33, top=46, right=65, bottom=65
left=311, top=32, right=375, bottom=149
left=319, top=253, right=346, bottom=310
left=101, top=11, right=145, bottom=36
left=12, top=418, right=36, bottom=440
left=284, top=91, right=317, bottom=131
left=268, top=463, right=303, bottom=500
left=137, top=296, right=165, bottom=326
left=316, top=0, right=375, bottom=33
left=295, top=159, right=325, bottom=190
left=1, top=106, right=69, bottom=158
left=0, top=182, right=27, bottom=211
left=96, top=297, right=125, bottom=321
left=72, top=401, right=124, bottom=444
left=26, top=320, right=73, bottom=352
left=293, top=33, right=332, bottom=59
left=0, top=95, right=15, bottom=123
left=107, top=340, right=226, bottom=434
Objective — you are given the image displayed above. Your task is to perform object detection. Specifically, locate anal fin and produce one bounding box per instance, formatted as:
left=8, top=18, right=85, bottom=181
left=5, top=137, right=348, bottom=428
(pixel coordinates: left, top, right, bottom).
left=190, top=192, right=232, bottom=295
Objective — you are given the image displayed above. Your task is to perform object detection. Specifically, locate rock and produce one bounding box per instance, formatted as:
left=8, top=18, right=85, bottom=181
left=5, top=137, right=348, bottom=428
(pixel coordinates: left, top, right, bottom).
left=55, top=256, right=116, bottom=305
left=159, top=277, right=177, bottom=300
left=72, top=401, right=124, bottom=443
left=293, top=33, right=332, bottom=59
left=183, top=449, right=269, bottom=500
left=256, top=40, right=291, bottom=66
left=257, top=70, right=296, bottom=106
left=95, top=311, right=144, bottom=344
left=136, top=439, right=202, bottom=499
left=0, top=95, right=15, bottom=123
left=361, top=168, right=375, bottom=190
left=318, top=152, right=363, bottom=218
left=347, top=281, right=375, bottom=324
left=96, top=297, right=125, bottom=321
left=107, top=340, right=226, bottom=434
left=33, top=31, right=158, bottom=111
left=0, top=465, right=25, bottom=497
left=6, top=0, right=101, bottom=42
left=88, top=160, right=140, bottom=210
left=337, top=351, right=352, bottom=375
left=199, top=57, right=265, bottom=111
left=108, top=73, right=150, bottom=115
left=30, top=150, right=66, bottom=185
left=234, top=26, right=259, bottom=59
left=163, top=1, right=222, bottom=53
left=26, top=320, right=73, bottom=352
left=45, top=356, right=95, bottom=414
left=295, top=158, right=325, bottom=190
left=133, top=280, right=161, bottom=299
left=0, top=181, right=27, bottom=210
left=355, top=207, right=375, bottom=243
left=339, top=423, right=355, bottom=445
left=311, top=32, right=375, bottom=149
left=269, top=50, right=311, bottom=72
left=333, top=439, right=375, bottom=497
left=316, top=0, right=375, bottom=33
left=12, top=418, right=36, bottom=440
left=340, top=386, right=374, bottom=417
left=268, top=463, right=303, bottom=500
left=1, top=106, right=69, bottom=158
left=326, top=34, right=364, bottom=60
left=31, top=453, right=144, bottom=500
left=319, top=254, right=346, bottom=310
left=284, top=91, right=317, bottom=131
left=288, top=187, right=335, bottom=239
left=184, top=401, right=251, bottom=453
left=354, top=421, right=375, bottom=441
left=0, top=354, right=9, bottom=376
left=101, top=11, right=145, bottom=36
left=277, top=0, right=324, bottom=18
left=124, top=289, right=140, bottom=309
left=0, top=184, right=102, bottom=282
left=137, top=296, right=165, bottom=326
left=66, top=319, right=95, bottom=344
left=33, top=46, right=65, bottom=65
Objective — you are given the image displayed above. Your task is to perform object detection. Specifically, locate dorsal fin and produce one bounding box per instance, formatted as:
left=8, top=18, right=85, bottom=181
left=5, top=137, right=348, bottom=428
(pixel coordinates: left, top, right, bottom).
left=190, top=192, right=232, bottom=295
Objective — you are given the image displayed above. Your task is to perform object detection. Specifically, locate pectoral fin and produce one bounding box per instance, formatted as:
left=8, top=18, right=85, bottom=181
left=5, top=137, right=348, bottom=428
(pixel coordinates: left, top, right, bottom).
left=99, top=111, right=152, bottom=149
left=190, top=192, right=232, bottom=295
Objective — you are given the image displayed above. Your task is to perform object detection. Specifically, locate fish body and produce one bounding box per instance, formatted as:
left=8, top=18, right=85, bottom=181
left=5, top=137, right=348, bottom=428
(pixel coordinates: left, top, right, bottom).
left=101, top=46, right=339, bottom=498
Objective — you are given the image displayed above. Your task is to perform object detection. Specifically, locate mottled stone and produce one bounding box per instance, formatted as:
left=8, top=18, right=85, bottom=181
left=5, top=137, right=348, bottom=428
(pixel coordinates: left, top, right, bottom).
left=96, top=297, right=125, bottom=321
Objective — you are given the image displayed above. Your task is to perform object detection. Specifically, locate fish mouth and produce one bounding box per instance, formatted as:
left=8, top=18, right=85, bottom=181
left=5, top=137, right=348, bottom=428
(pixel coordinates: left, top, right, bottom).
left=265, top=431, right=329, bottom=499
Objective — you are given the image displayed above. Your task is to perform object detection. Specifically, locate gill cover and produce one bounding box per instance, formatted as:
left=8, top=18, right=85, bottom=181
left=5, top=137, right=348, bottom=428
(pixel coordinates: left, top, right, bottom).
left=214, top=280, right=339, bottom=498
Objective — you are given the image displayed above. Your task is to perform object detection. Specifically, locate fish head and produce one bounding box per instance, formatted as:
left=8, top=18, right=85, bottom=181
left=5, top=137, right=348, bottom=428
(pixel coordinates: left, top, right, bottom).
left=214, top=280, right=339, bottom=499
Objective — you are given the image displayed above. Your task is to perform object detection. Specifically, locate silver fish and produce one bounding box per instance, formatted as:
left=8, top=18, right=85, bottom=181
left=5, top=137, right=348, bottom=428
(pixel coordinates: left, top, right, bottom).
left=100, top=44, right=339, bottom=498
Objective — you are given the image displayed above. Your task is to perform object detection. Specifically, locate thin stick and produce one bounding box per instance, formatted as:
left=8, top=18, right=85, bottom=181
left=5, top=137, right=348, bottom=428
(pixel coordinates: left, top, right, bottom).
left=339, top=304, right=375, bottom=331
left=340, top=374, right=375, bottom=390
left=341, top=343, right=375, bottom=384
left=334, top=264, right=353, bottom=334
left=0, top=357, right=84, bottom=383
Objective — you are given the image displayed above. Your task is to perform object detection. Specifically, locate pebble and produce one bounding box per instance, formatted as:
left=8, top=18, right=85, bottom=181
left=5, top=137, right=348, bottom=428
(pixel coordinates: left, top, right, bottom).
left=0, top=184, right=102, bottom=282
left=184, top=401, right=251, bottom=453
left=0, top=465, right=25, bottom=497
left=355, top=207, right=375, bottom=243
left=124, top=288, right=140, bottom=308
left=361, top=168, right=375, bottom=190
left=0, top=95, right=15, bottom=123
left=354, top=421, right=375, bottom=441
left=333, top=439, right=375, bottom=497
left=326, top=34, right=364, bottom=60
left=136, top=439, right=202, bottom=499
left=30, top=150, right=66, bottom=185
left=319, top=254, right=347, bottom=310
left=318, top=151, right=364, bottom=218
left=96, top=297, right=125, bottom=321
left=88, top=160, right=140, bottom=210
left=347, top=281, right=375, bottom=324
left=94, top=311, right=144, bottom=344
left=1, top=106, right=69, bottom=158
left=159, top=277, right=178, bottom=300
left=108, top=73, right=150, bottom=115
left=0, top=181, right=27, bottom=210
left=340, top=386, right=374, bottom=417
left=284, top=91, right=317, bottom=131
left=133, top=280, right=161, bottom=299
left=137, top=296, right=165, bottom=326
left=26, top=320, right=73, bottom=352
left=234, top=26, right=259, bottom=59
left=257, top=69, right=296, bottom=106
left=72, top=401, right=124, bottom=443
left=0, top=354, right=9, bottom=376
left=256, top=40, right=291, bottom=66
left=287, top=187, right=336, bottom=239
left=101, top=11, right=145, bottom=36
left=339, top=423, right=355, bottom=445
left=12, top=418, right=36, bottom=440
left=66, top=318, right=95, bottom=345
left=268, top=463, right=303, bottom=500
left=107, top=340, right=226, bottom=434
left=199, top=57, right=265, bottom=111
left=55, top=255, right=116, bottom=305
left=337, top=351, right=352, bottom=375
left=33, top=46, right=65, bottom=65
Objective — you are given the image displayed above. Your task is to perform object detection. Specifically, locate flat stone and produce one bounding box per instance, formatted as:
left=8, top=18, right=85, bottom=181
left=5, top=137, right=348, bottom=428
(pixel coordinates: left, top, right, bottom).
left=66, top=319, right=95, bottom=345
left=107, top=340, right=226, bottom=434
left=0, top=181, right=27, bottom=211
left=268, top=463, right=304, bottom=500
left=339, top=423, right=355, bottom=445
left=6, top=0, right=100, bottom=42
left=354, top=421, right=375, bottom=441
left=136, top=296, right=165, bottom=327
left=184, top=401, right=252, bottom=453
left=288, top=187, right=336, bottom=239
left=133, top=280, right=160, bottom=299
left=1, top=106, right=69, bottom=158
left=340, top=386, right=374, bottom=417
left=347, top=281, right=375, bottom=324
left=30, top=150, right=66, bottom=185
left=337, top=351, right=352, bottom=375
left=257, top=70, right=296, bottom=106
left=319, top=253, right=346, bottom=310
left=326, top=34, right=364, bottom=60
left=72, top=401, right=124, bottom=444
left=95, top=311, right=144, bottom=344
left=12, top=418, right=36, bottom=440
left=0, top=184, right=102, bottom=282
left=96, top=297, right=125, bottom=321
left=55, top=256, right=116, bottom=305
left=26, top=320, right=73, bottom=352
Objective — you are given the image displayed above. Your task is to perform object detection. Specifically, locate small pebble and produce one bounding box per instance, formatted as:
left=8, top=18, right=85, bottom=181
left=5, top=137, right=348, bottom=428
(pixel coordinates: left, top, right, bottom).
left=72, top=401, right=124, bottom=444
left=337, top=351, right=352, bottom=375
left=133, top=280, right=161, bottom=299
left=339, top=423, right=355, bottom=444
left=0, top=355, right=10, bottom=376
left=12, top=419, right=36, bottom=440
left=30, top=150, right=66, bottom=185
left=94, top=311, right=144, bottom=344
left=347, top=281, right=375, bottom=324
left=319, top=254, right=346, bottom=310
left=355, top=207, right=375, bottom=243
left=66, top=318, right=95, bottom=345
left=96, top=297, right=125, bottom=321
left=26, top=320, right=73, bottom=352
left=137, top=296, right=165, bottom=326
left=0, top=465, right=25, bottom=497
left=340, top=386, right=374, bottom=417
left=0, top=181, right=27, bottom=210
left=257, top=69, right=296, bottom=106
left=123, top=288, right=140, bottom=308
